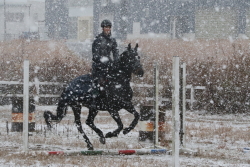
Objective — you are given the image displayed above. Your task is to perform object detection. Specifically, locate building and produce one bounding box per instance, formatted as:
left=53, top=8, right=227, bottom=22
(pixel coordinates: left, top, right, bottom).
left=68, top=0, right=93, bottom=42
left=45, top=0, right=68, bottom=40
left=0, top=0, right=47, bottom=41
left=93, top=0, right=127, bottom=39
left=94, top=0, right=250, bottom=40
left=45, top=0, right=93, bottom=41
left=2, top=0, right=249, bottom=42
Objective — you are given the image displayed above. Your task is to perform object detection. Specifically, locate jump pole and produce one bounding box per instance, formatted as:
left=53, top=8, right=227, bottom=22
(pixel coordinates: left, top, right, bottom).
left=172, top=56, right=180, bottom=167
left=47, top=149, right=168, bottom=156
left=179, top=63, right=196, bottom=154
left=180, top=62, right=186, bottom=148
left=23, top=60, right=29, bottom=152
left=182, top=63, right=186, bottom=148
left=171, top=59, right=196, bottom=163
left=154, top=63, right=159, bottom=147
left=139, top=63, right=166, bottom=149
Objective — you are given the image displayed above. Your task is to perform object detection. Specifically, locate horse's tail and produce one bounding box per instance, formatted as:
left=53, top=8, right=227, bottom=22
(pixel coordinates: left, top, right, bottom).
left=44, top=90, right=68, bottom=129
left=44, top=74, right=91, bottom=129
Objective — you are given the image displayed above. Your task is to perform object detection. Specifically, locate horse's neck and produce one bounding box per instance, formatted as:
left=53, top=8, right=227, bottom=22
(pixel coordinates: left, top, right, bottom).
left=114, top=72, right=131, bottom=84
left=110, top=66, right=132, bottom=86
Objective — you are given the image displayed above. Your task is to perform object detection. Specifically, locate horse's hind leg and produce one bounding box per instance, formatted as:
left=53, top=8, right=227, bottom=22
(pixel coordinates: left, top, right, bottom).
left=122, top=103, right=140, bottom=135
left=86, top=108, right=105, bottom=144
left=105, top=109, right=123, bottom=138
left=71, top=104, right=94, bottom=150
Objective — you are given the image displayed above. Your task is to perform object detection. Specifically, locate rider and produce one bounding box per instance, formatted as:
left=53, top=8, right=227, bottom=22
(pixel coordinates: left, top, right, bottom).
left=91, top=19, right=119, bottom=106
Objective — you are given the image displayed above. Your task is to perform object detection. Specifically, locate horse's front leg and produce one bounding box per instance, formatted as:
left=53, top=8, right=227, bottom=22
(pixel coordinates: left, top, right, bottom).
left=122, top=103, right=140, bottom=135
left=71, top=105, right=94, bottom=150
left=105, top=109, right=123, bottom=138
left=86, top=108, right=105, bottom=144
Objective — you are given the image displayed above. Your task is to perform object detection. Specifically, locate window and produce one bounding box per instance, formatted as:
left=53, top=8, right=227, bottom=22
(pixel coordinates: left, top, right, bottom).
left=133, top=22, right=140, bottom=35
left=145, top=8, right=149, bottom=17
left=6, top=13, right=24, bottom=22
left=101, top=0, right=108, bottom=6
left=34, top=13, right=38, bottom=22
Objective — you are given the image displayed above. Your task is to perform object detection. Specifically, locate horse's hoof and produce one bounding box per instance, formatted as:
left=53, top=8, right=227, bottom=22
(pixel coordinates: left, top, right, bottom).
left=123, top=127, right=131, bottom=135
left=105, top=132, right=118, bottom=138
left=88, top=147, right=94, bottom=150
left=105, top=132, right=113, bottom=138
left=46, top=125, right=52, bottom=130
left=87, top=144, right=94, bottom=150
left=99, top=137, right=106, bottom=144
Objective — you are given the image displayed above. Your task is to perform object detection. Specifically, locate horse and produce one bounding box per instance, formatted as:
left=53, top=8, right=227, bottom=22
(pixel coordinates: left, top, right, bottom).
left=44, top=43, right=144, bottom=150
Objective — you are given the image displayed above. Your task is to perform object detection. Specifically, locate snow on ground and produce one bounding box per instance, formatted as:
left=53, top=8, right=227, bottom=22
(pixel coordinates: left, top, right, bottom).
left=0, top=105, right=250, bottom=166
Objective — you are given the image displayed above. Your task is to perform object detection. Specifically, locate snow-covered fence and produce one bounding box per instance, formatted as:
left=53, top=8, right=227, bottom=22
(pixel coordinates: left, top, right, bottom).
left=0, top=81, right=205, bottom=107
left=0, top=80, right=67, bottom=104
left=186, top=85, right=206, bottom=110
left=131, top=83, right=205, bottom=110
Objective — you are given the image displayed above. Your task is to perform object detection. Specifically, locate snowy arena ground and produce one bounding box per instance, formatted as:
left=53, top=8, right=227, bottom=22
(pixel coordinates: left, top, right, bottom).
left=0, top=105, right=250, bottom=167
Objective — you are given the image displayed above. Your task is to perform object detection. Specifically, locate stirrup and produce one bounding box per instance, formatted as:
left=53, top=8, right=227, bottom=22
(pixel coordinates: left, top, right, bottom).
left=92, top=89, right=99, bottom=98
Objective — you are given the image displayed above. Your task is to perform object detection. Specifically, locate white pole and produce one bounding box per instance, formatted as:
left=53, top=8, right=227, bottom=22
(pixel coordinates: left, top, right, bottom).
left=154, top=63, right=159, bottom=147
left=23, top=60, right=29, bottom=152
left=182, top=63, right=186, bottom=148
left=190, top=85, right=194, bottom=111
left=34, top=77, right=40, bottom=103
left=172, top=56, right=180, bottom=167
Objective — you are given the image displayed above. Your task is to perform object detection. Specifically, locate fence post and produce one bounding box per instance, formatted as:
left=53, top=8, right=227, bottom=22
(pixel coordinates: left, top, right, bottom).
left=180, top=63, right=186, bottom=148
left=34, top=77, right=40, bottom=103
left=154, top=63, right=159, bottom=147
left=172, top=56, right=180, bottom=167
left=190, top=85, right=194, bottom=111
left=23, top=60, right=29, bottom=152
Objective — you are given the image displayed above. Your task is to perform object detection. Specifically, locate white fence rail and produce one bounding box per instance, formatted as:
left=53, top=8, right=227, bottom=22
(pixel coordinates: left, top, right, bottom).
left=0, top=80, right=205, bottom=109
left=0, top=81, right=66, bottom=98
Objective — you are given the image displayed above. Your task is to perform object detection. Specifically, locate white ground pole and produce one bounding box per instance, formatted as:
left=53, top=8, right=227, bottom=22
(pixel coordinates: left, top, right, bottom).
left=172, top=56, right=180, bottom=167
left=23, top=60, right=29, bottom=152
left=154, top=63, right=159, bottom=147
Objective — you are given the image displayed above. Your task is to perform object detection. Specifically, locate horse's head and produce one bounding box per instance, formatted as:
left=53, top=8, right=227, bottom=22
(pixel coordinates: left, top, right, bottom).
left=119, top=43, right=144, bottom=77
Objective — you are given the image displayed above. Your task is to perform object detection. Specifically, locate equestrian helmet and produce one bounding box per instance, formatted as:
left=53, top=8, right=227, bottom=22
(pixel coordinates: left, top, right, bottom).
left=101, top=19, right=112, bottom=28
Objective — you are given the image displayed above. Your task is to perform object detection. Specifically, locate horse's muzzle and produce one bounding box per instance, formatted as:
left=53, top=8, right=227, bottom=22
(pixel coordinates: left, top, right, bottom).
left=135, top=68, right=144, bottom=77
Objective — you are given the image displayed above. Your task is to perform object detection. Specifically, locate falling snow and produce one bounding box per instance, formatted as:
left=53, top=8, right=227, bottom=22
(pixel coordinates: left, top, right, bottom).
left=1, top=0, right=250, bottom=166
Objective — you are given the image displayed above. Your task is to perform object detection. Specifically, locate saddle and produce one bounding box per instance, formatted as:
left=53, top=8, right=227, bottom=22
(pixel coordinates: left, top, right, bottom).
left=89, top=75, right=110, bottom=109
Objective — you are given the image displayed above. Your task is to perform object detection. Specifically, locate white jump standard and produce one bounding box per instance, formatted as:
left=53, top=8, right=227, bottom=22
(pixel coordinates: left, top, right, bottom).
left=171, top=56, right=196, bottom=167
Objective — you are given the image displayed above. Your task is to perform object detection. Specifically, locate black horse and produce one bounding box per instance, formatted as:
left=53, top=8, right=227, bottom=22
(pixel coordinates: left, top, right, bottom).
left=44, top=43, right=144, bottom=150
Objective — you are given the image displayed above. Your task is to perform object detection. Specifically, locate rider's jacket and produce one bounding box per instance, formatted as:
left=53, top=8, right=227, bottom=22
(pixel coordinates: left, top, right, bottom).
left=92, top=32, right=119, bottom=79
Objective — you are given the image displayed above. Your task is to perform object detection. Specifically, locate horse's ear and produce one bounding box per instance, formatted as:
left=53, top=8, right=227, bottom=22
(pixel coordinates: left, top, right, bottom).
left=128, top=43, right=131, bottom=50
left=135, top=43, right=139, bottom=51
